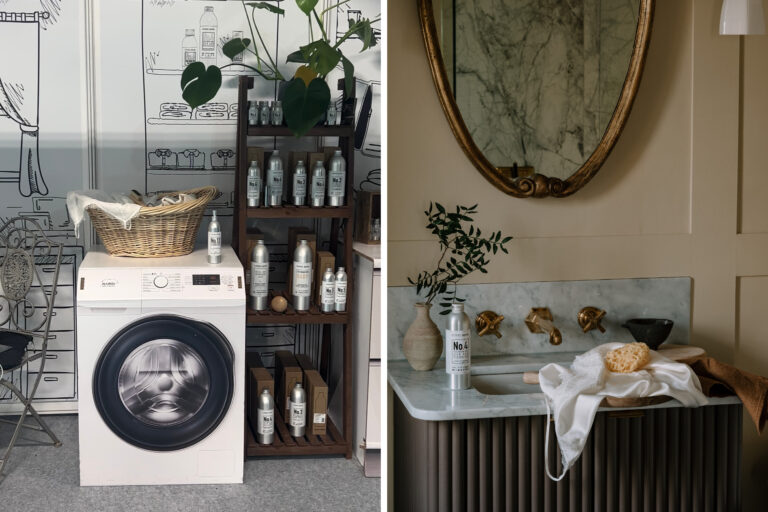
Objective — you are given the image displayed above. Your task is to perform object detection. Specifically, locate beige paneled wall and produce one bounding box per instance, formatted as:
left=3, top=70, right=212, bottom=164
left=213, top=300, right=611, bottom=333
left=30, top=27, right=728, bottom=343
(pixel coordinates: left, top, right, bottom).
left=388, top=0, right=768, bottom=506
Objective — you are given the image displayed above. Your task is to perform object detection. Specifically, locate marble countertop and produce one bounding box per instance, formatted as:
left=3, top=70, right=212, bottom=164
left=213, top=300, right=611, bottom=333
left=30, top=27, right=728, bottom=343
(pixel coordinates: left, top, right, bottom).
left=388, top=355, right=742, bottom=422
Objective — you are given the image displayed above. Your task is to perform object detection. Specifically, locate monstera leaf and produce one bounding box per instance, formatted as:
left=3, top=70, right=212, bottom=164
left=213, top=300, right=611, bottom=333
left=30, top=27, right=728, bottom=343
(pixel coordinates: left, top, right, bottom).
left=222, top=38, right=251, bottom=60
left=282, top=77, right=330, bottom=137
left=180, top=63, right=222, bottom=110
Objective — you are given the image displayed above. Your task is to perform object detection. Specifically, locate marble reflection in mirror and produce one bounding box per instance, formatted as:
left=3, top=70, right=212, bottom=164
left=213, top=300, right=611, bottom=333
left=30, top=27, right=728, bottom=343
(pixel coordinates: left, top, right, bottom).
left=434, top=0, right=640, bottom=180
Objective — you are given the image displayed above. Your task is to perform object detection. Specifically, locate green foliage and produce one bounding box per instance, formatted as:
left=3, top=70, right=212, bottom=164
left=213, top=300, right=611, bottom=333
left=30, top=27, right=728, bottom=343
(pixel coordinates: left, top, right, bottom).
left=177, top=0, right=379, bottom=137
left=407, top=203, right=513, bottom=315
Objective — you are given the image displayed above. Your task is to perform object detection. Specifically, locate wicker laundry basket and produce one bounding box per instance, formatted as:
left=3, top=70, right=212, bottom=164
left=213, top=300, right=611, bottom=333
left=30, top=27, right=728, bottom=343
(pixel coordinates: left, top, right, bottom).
left=87, top=186, right=218, bottom=257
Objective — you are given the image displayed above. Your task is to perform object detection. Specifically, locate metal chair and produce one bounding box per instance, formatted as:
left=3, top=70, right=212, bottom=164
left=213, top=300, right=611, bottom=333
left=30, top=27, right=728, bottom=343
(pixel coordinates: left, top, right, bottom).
left=0, top=217, right=63, bottom=483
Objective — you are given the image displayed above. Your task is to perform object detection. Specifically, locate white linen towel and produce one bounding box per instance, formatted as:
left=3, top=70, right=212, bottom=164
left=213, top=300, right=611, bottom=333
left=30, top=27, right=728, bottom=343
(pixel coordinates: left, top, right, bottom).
left=538, top=342, right=708, bottom=481
left=66, top=190, right=142, bottom=237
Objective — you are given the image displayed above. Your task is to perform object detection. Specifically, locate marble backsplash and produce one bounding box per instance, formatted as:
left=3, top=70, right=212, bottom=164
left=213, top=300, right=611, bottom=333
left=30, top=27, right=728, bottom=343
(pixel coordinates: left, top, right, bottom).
left=388, top=277, right=691, bottom=360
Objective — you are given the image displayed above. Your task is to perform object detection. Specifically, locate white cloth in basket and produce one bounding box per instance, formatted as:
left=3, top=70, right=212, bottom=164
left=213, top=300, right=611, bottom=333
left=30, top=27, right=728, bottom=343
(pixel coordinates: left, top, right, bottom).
left=66, top=190, right=142, bottom=237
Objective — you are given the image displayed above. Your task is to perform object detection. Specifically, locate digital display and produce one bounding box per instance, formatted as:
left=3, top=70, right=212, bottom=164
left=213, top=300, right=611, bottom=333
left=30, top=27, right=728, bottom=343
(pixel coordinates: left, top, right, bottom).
left=192, top=274, right=220, bottom=286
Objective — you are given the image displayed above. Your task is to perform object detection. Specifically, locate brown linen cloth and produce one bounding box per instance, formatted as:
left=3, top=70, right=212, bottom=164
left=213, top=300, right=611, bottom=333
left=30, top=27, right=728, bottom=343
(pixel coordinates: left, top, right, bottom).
left=682, top=356, right=768, bottom=434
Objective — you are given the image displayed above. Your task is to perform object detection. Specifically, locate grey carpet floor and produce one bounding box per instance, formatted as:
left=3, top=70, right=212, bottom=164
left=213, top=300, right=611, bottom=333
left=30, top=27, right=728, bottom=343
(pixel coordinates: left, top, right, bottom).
left=0, top=415, right=380, bottom=511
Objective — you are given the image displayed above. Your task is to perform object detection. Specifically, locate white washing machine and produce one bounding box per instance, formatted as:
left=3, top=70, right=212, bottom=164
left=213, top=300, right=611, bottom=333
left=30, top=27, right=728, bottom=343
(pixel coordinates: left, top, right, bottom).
left=76, top=247, right=245, bottom=486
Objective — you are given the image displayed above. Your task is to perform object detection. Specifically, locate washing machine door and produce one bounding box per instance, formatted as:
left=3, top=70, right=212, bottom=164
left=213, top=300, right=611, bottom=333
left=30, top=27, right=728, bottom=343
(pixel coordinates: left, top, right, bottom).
left=92, top=315, right=234, bottom=451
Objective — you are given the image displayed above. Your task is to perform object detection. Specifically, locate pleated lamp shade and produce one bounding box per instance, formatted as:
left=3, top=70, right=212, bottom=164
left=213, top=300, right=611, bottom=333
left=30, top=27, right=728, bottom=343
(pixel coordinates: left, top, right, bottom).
left=720, top=0, right=766, bottom=35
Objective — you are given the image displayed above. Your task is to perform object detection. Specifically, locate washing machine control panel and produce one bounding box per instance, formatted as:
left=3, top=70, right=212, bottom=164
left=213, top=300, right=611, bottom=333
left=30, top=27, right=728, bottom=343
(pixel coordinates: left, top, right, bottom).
left=142, top=272, right=182, bottom=293
left=140, top=271, right=241, bottom=296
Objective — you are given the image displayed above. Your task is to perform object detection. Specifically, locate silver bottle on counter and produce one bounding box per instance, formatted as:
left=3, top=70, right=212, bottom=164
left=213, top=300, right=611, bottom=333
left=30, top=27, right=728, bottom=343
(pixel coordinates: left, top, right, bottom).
left=327, top=150, right=346, bottom=207
left=288, top=382, right=306, bottom=437
left=266, top=150, right=283, bottom=206
left=249, top=240, right=269, bottom=311
left=256, top=388, right=274, bottom=445
left=325, top=102, right=337, bottom=126
left=248, top=101, right=259, bottom=126
left=271, top=100, right=283, bottom=126
left=321, top=268, right=335, bottom=313
left=207, top=210, right=221, bottom=264
left=259, top=100, right=270, bottom=126
left=310, top=161, right=326, bottom=207
left=247, top=160, right=261, bottom=207
left=334, top=267, right=347, bottom=312
left=446, top=303, right=471, bottom=390
left=291, top=239, right=312, bottom=311
left=292, top=160, right=307, bottom=206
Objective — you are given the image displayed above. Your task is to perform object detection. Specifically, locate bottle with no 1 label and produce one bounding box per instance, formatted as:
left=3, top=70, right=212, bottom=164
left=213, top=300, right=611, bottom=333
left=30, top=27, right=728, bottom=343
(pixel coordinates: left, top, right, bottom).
left=288, top=382, right=306, bottom=437
left=291, top=239, right=312, bottom=311
left=207, top=210, right=221, bottom=264
left=321, top=267, right=335, bottom=313
left=259, top=101, right=271, bottom=126
left=250, top=240, right=269, bottom=311
left=266, top=150, right=283, bottom=206
left=248, top=101, right=259, bottom=126
left=247, top=160, right=261, bottom=207
left=327, top=150, right=346, bottom=207
left=256, top=389, right=274, bottom=445
left=334, top=267, right=347, bottom=312
left=446, top=303, right=471, bottom=389
left=310, top=161, right=326, bottom=207
left=292, top=160, right=307, bottom=206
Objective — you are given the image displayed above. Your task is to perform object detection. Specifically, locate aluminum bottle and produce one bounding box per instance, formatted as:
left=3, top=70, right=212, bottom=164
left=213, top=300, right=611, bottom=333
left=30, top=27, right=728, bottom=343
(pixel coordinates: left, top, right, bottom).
left=207, top=210, right=221, bottom=264
left=256, top=388, right=274, bottom=445
left=249, top=240, right=269, bottom=311
left=446, top=303, right=471, bottom=389
left=247, top=160, right=261, bottom=207
left=248, top=101, right=259, bottom=126
left=288, top=382, right=306, bottom=437
left=325, top=102, right=337, bottom=126
left=259, top=100, right=270, bottom=126
left=271, top=100, right=283, bottom=126
left=292, top=160, right=307, bottom=206
left=310, top=161, right=326, bottom=207
left=327, top=150, right=346, bottom=207
left=266, top=150, right=283, bottom=206
left=334, top=267, right=347, bottom=312
left=291, top=239, right=312, bottom=311
left=321, top=268, right=335, bottom=313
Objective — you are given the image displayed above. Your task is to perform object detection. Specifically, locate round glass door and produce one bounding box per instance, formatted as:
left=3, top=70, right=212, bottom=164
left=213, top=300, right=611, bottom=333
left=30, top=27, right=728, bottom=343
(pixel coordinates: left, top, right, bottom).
left=93, top=315, right=233, bottom=451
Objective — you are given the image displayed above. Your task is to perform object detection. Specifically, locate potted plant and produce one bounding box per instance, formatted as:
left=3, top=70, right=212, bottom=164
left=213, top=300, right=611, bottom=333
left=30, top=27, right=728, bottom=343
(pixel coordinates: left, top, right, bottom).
left=404, top=203, right=512, bottom=371
left=180, top=0, right=379, bottom=137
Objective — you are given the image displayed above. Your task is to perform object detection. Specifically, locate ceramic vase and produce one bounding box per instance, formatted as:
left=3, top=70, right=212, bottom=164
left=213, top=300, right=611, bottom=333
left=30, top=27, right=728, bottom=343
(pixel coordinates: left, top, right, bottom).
left=403, top=302, right=443, bottom=371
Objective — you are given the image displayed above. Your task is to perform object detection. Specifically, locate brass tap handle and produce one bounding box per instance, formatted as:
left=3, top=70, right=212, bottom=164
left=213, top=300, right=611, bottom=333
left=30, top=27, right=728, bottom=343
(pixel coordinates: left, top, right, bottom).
left=578, top=307, right=607, bottom=333
left=475, top=311, right=504, bottom=338
left=525, top=308, right=563, bottom=346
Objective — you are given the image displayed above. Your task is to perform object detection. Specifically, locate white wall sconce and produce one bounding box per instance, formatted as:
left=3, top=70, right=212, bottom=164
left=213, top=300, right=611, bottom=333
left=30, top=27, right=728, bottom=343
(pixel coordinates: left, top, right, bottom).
left=720, top=0, right=766, bottom=35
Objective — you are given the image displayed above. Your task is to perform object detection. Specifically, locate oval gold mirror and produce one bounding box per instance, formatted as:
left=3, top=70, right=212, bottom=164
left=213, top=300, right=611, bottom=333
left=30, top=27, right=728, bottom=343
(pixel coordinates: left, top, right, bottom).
left=419, top=0, right=655, bottom=198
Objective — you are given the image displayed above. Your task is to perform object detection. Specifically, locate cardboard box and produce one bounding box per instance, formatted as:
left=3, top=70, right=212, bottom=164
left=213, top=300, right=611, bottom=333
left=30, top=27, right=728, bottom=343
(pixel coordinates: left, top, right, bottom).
left=274, top=350, right=303, bottom=422
left=314, top=251, right=336, bottom=304
left=304, top=369, right=328, bottom=435
left=294, top=353, right=315, bottom=374
left=246, top=351, right=274, bottom=428
left=354, top=190, right=381, bottom=244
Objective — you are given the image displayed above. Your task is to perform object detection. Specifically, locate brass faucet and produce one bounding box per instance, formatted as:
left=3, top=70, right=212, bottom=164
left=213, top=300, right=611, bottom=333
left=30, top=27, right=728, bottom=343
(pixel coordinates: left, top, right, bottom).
left=475, top=310, right=504, bottom=338
left=525, top=308, right=563, bottom=345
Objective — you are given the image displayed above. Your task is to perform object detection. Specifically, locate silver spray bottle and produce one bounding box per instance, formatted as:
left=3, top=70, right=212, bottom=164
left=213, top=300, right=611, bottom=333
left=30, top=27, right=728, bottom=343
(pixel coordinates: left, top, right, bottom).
left=334, top=267, right=347, bottom=312
left=266, top=150, right=283, bottom=206
left=292, top=160, right=307, bottom=206
left=291, top=239, right=313, bottom=311
left=446, top=303, right=471, bottom=389
left=310, top=161, right=326, bottom=207
left=289, top=382, right=306, bottom=437
left=249, top=240, right=269, bottom=311
left=321, top=267, right=335, bottom=313
left=247, top=160, right=261, bottom=207
left=207, top=210, right=221, bottom=264
left=256, top=388, right=274, bottom=445
left=327, top=150, right=346, bottom=207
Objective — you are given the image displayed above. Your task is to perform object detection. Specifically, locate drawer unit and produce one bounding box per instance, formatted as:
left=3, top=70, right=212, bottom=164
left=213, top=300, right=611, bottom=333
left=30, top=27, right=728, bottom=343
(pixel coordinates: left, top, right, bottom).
left=31, top=330, right=75, bottom=351
left=26, top=350, right=75, bottom=374
left=26, top=372, right=76, bottom=400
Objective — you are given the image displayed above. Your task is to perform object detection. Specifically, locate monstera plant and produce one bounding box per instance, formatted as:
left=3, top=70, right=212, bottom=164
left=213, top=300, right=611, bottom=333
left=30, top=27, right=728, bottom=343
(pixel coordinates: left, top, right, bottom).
left=180, top=0, right=379, bottom=137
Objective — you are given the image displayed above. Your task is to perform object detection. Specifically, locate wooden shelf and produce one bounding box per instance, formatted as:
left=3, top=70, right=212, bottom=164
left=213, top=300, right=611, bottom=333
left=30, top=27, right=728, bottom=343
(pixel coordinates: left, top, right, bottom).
left=247, top=125, right=354, bottom=138
left=246, top=291, right=348, bottom=325
left=245, top=411, right=347, bottom=457
left=246, top=205, right=352, bottom=219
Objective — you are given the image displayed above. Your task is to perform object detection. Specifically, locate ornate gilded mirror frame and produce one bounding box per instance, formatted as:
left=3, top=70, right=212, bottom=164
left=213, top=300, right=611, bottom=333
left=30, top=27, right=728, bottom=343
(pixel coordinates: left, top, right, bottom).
left=418, top=0, right=655, bottom=198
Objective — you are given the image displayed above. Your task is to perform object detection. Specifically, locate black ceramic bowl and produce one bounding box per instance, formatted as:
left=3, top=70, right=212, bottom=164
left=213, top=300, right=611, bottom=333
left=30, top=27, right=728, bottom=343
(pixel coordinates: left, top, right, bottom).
left=621, top=318, right=674, bottom=350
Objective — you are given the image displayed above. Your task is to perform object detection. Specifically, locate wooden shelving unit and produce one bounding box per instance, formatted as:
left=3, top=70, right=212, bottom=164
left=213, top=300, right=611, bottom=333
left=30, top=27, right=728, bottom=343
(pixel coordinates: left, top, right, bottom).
left=233, top=76, right=355, bottom=459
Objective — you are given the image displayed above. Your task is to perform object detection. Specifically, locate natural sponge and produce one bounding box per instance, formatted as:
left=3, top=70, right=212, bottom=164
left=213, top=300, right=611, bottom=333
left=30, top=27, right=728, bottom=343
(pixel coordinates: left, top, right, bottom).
left=605, top=342, right=650, bottom=373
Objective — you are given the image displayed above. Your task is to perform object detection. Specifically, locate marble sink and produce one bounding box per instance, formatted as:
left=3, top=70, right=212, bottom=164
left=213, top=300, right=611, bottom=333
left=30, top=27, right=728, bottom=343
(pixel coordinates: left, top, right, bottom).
left=471, top=373, right=538, bottom=395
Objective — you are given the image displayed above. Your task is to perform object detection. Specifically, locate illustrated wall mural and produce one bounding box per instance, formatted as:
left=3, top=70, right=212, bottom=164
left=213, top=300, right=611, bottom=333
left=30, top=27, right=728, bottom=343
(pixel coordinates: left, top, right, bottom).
left=0, top=0, right=381, bottom=412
